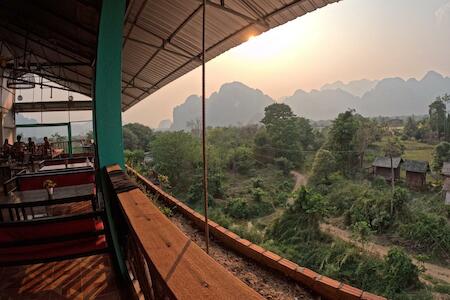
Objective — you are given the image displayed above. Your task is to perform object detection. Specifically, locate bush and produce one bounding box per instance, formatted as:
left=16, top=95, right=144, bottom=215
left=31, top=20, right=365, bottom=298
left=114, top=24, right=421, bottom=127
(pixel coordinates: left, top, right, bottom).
left=224, top=198, right=273, bottom=219
left=225, top=198, right=251, bottom=219
left=372, top=176, right=388, bottom=189
left=383, top=247, right=421, bottom=295
left=343, top=186, right=393, bottom=232
left=251, top=187, right=266, bottom=202
left=274, top=157, right=293, bottom=175
left=399, top=212, right=450, bottom=257
left=252, top=177, right=264, bottom=188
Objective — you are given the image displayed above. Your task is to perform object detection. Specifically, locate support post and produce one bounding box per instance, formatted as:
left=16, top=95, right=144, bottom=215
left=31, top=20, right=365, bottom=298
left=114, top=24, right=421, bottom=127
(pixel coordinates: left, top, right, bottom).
left=93, top=0, right=126, bottom=280
left=67, top=122, right=72, bottom=157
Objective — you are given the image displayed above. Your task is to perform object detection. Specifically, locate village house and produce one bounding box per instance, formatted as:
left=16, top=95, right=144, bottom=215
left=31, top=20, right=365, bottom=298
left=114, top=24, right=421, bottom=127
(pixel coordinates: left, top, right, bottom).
left=403, top=160, right=429, bottom=190
left=372, top=157, right=403, bottom=181
left=441, top=162, right=450, bottom=205
left=441, top=162, right=450, bottom=178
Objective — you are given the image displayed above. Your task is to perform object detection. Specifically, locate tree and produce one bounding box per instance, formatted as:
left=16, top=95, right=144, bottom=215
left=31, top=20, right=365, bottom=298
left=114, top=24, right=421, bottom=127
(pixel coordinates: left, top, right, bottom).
left=429, top=97, right=446, bottom=140
left=150, top=131, right=199, bottom=188
left=382, top=136, right=404, bottom=214
left=228, top=146, right=254, bottom=174
left=431, top=141, right=450, bottom=172
left=123, top=127, right=139, bottom=150
left=123, top=123, right=154, bottom=150
left=309, top=149, right=337, bottom=185
left=326, top=110, right=360, bottom=175
left=354, top=117, right=380, bottom=168
left=403, top=116, right=418, bottom=139
left=261, top=103, right=314, bottom=167
left=261, top=103, right=295, bottom=126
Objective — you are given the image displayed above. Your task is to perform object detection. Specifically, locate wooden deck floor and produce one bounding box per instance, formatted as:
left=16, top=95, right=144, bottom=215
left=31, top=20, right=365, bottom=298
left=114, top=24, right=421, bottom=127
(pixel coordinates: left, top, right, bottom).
left=0, top=254, right=124, bottom=300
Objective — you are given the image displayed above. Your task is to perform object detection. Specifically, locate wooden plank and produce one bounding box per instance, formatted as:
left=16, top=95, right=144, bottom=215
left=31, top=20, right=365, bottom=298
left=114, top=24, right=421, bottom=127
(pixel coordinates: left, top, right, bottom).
left=117, top=188, right=263, bottom=300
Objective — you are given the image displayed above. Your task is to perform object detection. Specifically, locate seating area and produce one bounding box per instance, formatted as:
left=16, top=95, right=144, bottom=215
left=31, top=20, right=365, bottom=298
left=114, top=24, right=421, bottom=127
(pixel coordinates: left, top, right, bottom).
left=0, top=254, right=122, bottom=299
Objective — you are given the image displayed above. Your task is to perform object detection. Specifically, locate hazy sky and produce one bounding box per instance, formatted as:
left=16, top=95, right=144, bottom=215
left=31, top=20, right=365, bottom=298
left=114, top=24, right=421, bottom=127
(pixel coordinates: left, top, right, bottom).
left=124, top=0, right=450, bottom=128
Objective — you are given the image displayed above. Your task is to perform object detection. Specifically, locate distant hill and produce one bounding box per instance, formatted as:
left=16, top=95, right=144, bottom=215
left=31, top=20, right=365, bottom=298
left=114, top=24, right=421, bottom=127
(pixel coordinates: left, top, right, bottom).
left=285, top=71, right=450, bottom=120
left=321, top=79, right=379, bottom=97
left=16, top=114, right=92, bottom=138
left=168, top=71, right=450, bottom=130
left=171, top=82, right=273, bottom=130
left=157, top=119, right=172, bottom=131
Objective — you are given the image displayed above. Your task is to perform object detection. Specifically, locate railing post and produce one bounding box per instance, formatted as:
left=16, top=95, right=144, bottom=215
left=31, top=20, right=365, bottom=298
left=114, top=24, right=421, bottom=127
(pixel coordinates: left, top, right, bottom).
left=67, top=122, right=72, bottom=157
left=93, top=0, right=126, bottom=281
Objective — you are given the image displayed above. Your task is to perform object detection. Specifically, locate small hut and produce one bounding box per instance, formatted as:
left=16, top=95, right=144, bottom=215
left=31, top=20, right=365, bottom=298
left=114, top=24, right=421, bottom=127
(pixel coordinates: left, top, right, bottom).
left=372, top=157, right=403, bottom=181
left=442, top=178, right=450, bottom=205
left=403, top=160, right=429, bottom=190
left=441, top=162, right=450, bottom=178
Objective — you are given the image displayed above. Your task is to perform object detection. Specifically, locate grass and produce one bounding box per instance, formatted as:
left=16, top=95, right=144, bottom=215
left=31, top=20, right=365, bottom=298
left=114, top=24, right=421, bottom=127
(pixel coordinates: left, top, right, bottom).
left=402, top=140, right=435, bottom=162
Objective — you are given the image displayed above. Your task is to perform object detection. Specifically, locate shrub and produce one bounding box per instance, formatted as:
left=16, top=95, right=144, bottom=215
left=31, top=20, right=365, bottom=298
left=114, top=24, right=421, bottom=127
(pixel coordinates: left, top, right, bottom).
left=274, top=157, right=293, bottom=175
left=383, top=247, right=421, bottom=295
left=224, top=198, right=273, bottom=219
left=251, top=187, right=266, bottom=202
left=372, top=176, right=388, bottom=189
left=225, top=198, right=250, bottom=219
left=252, top=177, right=264, bottom=188
left=399, top=212, right=450, bottom=257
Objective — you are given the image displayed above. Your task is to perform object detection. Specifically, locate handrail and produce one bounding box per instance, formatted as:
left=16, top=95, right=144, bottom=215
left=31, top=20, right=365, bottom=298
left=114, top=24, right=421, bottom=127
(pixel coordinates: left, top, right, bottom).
left=126, top=165, right=387, bottom=300
left=106, top=165, right=263, bottom=300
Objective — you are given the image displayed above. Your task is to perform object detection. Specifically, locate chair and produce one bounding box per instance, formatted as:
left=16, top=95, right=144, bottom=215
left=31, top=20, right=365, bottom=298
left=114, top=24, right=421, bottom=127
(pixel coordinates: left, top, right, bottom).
left=0, top=165, right=11, bottom=187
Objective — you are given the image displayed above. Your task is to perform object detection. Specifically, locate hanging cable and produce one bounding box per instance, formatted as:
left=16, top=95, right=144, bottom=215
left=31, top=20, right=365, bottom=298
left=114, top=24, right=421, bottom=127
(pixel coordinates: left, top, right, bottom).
left=201, top=0, right=210, bottom=254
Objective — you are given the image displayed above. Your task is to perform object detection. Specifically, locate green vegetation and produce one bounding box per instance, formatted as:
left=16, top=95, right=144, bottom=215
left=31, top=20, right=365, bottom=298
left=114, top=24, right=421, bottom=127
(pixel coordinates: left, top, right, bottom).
left=125, top=95, right=450, bottom=299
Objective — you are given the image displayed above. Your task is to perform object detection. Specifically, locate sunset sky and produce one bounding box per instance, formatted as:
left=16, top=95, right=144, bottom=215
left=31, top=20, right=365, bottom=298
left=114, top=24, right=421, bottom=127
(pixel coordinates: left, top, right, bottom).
left=124, top=0, right=450, bottom=127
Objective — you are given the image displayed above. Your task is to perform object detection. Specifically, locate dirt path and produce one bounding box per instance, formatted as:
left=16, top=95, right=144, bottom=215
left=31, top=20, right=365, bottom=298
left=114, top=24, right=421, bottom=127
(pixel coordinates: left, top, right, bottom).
left=170, top=213, right=314, bottom=300
left=320, top=223, right=450, bottom=284
left=291, top=171, right=307, bottom=192
left=289, top=171, right=450, bottom=284
left=287, top=171, right=308, bottom=205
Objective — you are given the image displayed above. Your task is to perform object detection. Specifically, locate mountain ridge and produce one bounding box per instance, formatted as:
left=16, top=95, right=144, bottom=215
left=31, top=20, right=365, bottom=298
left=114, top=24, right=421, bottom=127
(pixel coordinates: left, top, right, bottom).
left=167, top=71, right=450, bottom=130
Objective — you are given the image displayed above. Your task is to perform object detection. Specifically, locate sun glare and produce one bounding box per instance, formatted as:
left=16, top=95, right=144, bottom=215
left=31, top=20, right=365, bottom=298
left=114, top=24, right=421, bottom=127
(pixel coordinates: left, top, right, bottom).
left=228, top=18, right=312, bottom=62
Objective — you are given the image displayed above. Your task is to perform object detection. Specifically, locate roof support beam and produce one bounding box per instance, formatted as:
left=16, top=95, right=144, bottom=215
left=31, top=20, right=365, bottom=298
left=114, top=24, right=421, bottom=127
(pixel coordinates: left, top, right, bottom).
left=129, top=0, right=311, bottom=107
left=14, top=101, right=92, bottom=113
left=125, top=37, right=192, bottom=60
left=193, top=0, right=269, bottom=28
left=122, top=4, right=202, bottom=92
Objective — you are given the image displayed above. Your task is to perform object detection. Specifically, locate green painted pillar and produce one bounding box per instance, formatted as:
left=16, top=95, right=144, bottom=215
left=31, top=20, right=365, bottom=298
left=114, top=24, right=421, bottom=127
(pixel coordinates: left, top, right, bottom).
left=93, top=0, right=126, bottom=280
left=94, top=0, right=125, bottom=169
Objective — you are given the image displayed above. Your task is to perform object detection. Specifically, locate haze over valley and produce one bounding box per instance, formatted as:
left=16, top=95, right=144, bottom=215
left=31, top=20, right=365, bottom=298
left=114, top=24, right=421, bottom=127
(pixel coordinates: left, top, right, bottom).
left=164, top=71, right=450, bottom=130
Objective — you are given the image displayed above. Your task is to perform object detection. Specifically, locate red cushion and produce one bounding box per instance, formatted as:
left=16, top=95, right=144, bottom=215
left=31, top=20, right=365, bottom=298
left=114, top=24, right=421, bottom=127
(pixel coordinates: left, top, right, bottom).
left=0, top=219, right=104, bottom=243
left=18, top=171, right=94, bottom=191
left=0, top=236, right=107, bottom=263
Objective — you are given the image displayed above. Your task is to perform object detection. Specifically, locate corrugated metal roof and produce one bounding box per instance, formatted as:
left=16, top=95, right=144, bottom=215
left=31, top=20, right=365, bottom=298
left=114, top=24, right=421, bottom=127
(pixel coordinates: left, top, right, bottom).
left=403, top=159, right=429, bottom=174
left=372, top=157, right=403, bottom=169
left=0, top=0, right=340, bottom=111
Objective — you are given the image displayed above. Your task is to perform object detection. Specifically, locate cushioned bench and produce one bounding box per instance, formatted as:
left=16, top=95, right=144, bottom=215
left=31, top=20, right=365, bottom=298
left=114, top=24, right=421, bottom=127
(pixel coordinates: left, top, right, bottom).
left=16, top=169, right=94, bottom=191
left=0, top=211, right=108, bottom=266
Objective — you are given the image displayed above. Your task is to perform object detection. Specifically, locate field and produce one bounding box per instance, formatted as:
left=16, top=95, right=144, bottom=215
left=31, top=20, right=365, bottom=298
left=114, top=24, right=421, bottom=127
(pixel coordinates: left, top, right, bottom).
left=402, top=140, right=435, bottom=162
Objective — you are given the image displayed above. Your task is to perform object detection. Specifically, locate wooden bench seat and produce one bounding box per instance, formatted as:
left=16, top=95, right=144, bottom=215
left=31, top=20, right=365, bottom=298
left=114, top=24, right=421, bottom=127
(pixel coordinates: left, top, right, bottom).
left=106, top=165, right=263, bottom=300
left=0, top=211, right=108, bottom=266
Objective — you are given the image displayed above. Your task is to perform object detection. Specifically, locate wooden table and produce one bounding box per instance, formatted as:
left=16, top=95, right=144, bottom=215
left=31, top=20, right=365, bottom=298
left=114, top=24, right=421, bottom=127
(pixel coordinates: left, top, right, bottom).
left=0, top=183, right=95, bottom=221
left=39, top=162, right=93, bottom=172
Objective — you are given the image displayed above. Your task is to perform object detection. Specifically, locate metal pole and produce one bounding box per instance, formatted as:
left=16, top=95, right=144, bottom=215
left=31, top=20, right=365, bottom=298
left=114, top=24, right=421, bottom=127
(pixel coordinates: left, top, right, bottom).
left=201, top=0, right=210, bottom=254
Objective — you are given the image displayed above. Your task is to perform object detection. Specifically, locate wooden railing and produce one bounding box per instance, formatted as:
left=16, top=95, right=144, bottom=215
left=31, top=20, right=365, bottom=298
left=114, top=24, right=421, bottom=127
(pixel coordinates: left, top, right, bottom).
left=126, top=166, right=387, bottom=300
left=105, top=165, right=263, bottom=300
